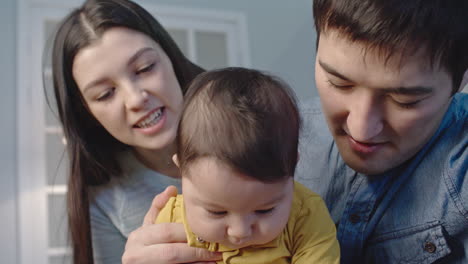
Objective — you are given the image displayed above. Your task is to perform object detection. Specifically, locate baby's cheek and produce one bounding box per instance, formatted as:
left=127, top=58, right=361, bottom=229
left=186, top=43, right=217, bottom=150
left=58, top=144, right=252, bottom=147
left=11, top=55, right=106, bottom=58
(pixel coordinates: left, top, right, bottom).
left=258, top=215, right=288, bottom=242
left=190, top=217, right=225, bottom=243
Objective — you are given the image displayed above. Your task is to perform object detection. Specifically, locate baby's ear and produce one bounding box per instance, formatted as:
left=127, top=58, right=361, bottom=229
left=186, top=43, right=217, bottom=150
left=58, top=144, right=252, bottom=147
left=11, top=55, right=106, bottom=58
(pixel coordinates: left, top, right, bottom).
left=172, top=154, right=180, bottom=168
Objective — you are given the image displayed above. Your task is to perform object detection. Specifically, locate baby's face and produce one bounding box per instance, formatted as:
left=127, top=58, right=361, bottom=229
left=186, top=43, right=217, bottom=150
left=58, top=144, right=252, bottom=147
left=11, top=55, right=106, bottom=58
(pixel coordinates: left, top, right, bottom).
left=182, top=157, right=294, bottom=250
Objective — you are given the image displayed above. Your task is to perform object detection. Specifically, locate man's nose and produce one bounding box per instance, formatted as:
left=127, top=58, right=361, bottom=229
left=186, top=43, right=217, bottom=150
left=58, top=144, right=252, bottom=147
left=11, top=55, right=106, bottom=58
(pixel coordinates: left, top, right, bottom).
left=346, top=92, right=383, bottom=142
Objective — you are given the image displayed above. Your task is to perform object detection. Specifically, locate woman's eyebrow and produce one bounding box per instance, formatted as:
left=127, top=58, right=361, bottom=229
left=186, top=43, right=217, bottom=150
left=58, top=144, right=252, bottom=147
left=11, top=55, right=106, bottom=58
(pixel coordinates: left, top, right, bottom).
left=127, top=47, right=155, bottom=66
left=82, top=47, right=156, bottom=92
left=83, top=78, right=109, bottom=93
left=318, top=60, right=351, bottom=81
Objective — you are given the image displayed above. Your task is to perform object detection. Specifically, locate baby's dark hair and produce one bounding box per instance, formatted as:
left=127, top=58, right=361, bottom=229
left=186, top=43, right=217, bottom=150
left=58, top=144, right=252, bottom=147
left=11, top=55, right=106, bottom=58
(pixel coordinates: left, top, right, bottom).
left=177, top=67, right=301, bottom=182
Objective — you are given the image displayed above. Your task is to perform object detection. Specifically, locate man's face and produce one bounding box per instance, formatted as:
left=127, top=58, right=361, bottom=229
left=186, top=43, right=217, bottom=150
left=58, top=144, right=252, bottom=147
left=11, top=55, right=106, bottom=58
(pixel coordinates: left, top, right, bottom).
left=315, top=30, right=453, bottom=175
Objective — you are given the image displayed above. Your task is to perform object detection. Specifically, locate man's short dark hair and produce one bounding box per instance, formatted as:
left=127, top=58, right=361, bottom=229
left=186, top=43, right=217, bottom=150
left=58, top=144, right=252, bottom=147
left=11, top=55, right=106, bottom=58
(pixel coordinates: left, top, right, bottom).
left=177, top=67, right=301, bottom=182
left=313, top=0, right=468, bottom=94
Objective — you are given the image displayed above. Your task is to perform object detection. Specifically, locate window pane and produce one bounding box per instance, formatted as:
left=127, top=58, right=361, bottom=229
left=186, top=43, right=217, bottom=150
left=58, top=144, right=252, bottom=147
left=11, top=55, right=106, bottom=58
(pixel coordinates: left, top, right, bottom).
left=44, top=20, right=60, bottom=67
left=48, top=194, right=68, bottom=248
left=195, top=31, right=228, bottom=70
left=167, top=28, right=189, bottom=57
left=44, top=75, right=61, bottom=127
left=49, top=255, right=72, bottom=264
left=46, top=132, right=68, bottom=186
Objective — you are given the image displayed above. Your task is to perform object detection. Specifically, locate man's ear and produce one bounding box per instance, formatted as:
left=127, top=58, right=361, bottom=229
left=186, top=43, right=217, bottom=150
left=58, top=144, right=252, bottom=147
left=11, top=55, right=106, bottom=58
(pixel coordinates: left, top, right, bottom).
left=172, top=154, right=180, bottom=168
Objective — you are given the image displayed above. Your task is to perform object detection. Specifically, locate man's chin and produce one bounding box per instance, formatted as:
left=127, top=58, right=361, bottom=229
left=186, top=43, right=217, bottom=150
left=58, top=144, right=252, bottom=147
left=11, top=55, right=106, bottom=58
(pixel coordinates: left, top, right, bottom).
left=340, top=152, right=391, bottom=175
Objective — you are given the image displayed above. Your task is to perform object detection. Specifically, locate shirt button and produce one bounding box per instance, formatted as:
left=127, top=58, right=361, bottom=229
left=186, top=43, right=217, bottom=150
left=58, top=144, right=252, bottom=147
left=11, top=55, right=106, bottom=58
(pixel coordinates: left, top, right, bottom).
left=349, top=214, right=360, bottom=223
left=424, top=242, right=436, bottom=253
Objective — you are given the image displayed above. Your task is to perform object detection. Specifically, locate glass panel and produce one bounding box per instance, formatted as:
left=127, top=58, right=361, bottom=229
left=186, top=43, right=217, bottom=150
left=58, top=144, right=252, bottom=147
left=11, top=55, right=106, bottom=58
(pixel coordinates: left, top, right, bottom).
left=46, top=133, right=68, bottom=186
left=48, top=194, right=68, bottom=248
left=44, top=20, right=59, bottom=68
left=49, top=255, right=72, bottom=264
left=195, top=31, right=228, bottom=70
left=44, top=74, right=61, bottom=127
left=167, top=28, right=189, bottom=57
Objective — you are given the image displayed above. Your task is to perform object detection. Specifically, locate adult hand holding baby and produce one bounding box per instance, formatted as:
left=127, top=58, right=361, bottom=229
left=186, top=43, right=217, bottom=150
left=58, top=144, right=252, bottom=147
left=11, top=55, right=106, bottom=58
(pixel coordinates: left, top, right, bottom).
left=122, top=186, right=222, bottom=264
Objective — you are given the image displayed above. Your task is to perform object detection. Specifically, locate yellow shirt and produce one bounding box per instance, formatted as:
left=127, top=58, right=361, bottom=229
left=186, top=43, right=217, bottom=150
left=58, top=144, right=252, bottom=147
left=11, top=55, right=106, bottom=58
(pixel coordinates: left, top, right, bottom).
left=156, top=182, right=340, bottom=264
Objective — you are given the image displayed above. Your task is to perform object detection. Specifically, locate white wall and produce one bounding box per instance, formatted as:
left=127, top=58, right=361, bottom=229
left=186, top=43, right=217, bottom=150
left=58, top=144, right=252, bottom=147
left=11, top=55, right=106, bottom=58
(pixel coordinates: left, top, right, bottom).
left=0, top=0, right=18, bottom=262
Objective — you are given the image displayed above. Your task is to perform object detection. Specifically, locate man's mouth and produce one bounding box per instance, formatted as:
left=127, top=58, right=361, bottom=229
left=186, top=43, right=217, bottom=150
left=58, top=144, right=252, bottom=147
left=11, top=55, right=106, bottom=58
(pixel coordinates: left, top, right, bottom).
left=347, top=136, right=384, bottom=154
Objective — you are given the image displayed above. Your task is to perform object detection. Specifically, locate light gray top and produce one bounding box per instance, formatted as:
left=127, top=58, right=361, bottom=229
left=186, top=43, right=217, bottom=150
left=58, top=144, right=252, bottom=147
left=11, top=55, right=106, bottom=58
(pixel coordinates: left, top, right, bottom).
left=89, top=151, right=181, bottom=263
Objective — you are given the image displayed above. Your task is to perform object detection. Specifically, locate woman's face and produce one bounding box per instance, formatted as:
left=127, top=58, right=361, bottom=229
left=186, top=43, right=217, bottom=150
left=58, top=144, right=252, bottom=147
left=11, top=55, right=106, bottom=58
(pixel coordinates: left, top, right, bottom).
left=72, top=27, right=183, bottom=152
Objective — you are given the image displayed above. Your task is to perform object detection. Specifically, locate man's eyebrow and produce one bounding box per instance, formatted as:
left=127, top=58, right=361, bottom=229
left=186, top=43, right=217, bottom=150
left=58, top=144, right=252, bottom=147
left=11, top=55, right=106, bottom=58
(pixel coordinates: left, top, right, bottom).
left=318, top=60, right=434, bottom=95
left=82, top=47, right=154, bottom=92
left=318, top=60, right=351, bottom=81
left=383, top=86, right=434, bottom=95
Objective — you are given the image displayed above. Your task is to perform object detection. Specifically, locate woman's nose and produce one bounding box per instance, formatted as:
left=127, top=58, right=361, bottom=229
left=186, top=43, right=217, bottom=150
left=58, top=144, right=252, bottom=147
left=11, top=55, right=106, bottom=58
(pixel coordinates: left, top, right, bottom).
left=123, top=81, right=149, bottom=111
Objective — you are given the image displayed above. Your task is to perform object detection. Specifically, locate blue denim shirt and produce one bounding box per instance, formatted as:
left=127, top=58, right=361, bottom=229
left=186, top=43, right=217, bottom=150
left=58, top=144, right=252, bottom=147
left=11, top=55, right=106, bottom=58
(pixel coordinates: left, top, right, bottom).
left=295, top=93, right=467, bottom=264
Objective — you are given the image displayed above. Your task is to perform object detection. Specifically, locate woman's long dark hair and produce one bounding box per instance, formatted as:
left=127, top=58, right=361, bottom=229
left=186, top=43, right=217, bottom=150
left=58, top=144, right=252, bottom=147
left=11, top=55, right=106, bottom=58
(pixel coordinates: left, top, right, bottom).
left=47, top=0, right=203, bottom=263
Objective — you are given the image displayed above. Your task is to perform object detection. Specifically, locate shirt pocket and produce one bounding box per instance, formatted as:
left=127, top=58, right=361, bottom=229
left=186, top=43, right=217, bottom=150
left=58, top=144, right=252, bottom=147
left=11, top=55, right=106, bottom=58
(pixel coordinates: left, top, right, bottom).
left=364, top=221, right=452, bottom=264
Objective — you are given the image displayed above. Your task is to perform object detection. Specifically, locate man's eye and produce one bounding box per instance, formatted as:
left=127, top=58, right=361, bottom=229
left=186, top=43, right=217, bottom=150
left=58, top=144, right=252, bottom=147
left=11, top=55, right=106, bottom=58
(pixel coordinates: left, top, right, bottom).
left=207, top=210, right=227, bottom=216
left=96, top=88, right=115, bottom=101
left=392, top=96, right=424, bottom=109
left=395, top=100, right=421, bottom=109
left=326, top=80, right=352, bottom=89
left=255, top=207, right=275, bottom=214
left=136, top=63, right=155, bottom=75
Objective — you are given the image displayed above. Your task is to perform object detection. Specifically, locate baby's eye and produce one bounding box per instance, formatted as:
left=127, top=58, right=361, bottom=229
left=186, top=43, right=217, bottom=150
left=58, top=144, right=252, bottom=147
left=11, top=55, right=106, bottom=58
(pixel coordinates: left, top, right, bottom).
left=207, top=210, right=227, bottom=216
left=255, top=207, right=275, bottom=214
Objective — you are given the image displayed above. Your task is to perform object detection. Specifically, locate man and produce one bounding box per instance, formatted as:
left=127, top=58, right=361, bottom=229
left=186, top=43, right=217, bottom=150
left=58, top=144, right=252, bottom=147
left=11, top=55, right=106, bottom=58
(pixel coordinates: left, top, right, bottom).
left=122, top=0, right=467, bottom=263
left=295, top=0, right=467, bottom=263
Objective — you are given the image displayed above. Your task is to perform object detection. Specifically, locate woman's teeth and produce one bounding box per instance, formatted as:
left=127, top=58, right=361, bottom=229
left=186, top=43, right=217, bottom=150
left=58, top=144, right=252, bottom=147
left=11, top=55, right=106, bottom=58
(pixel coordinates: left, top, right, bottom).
left=136, top=108, right=163, bottom=128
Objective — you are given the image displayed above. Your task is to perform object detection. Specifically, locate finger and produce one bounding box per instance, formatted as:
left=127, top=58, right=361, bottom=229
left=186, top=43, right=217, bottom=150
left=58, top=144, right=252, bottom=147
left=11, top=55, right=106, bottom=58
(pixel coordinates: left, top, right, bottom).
left=142, top=185, right=178, bottom=226
left=126, top=223, right=188, bottom=251
left=189, top=262, right=219, bottom=264
left=139, top=243, right=222, bottom=264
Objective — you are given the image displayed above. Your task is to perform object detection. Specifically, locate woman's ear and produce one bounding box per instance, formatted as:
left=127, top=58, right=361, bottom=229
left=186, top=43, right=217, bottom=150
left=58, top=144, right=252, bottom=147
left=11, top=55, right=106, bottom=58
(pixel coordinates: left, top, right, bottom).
left=172, top=154, right=180, bottom=168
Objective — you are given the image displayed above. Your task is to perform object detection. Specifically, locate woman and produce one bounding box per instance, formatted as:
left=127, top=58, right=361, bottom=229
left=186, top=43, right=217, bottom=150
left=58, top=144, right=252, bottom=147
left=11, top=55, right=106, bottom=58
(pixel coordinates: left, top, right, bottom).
left=48, top=0, right=219, bottom=263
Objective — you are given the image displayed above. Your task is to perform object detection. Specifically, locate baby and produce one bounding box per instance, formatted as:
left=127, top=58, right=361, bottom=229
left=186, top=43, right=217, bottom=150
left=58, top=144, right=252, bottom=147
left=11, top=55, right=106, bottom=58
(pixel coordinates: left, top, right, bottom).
left=157, top=67, right=339, bottom=263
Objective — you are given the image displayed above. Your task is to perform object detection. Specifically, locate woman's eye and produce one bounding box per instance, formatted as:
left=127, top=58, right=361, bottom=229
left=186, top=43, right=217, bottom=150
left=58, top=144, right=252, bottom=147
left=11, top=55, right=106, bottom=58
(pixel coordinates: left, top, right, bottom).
left=255, top=207, right=275, bottom=214
left=136, top=63, right=155, bottom=75
left=96, top=88, right=115, bottom=101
